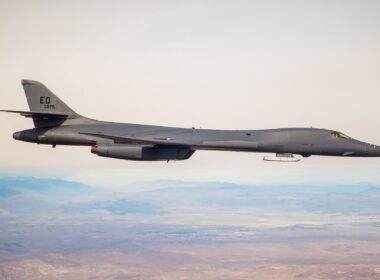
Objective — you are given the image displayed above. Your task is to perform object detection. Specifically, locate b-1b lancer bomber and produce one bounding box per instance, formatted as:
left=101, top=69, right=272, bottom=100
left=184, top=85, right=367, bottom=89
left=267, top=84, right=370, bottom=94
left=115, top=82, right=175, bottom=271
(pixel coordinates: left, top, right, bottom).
left=2, top=80, right=380, bottom=162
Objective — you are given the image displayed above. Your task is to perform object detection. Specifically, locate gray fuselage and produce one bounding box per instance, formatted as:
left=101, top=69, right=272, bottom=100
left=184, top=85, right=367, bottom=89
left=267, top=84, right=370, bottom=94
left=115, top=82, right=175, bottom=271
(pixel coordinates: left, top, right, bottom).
left=13, top=117, right=380, bottom=158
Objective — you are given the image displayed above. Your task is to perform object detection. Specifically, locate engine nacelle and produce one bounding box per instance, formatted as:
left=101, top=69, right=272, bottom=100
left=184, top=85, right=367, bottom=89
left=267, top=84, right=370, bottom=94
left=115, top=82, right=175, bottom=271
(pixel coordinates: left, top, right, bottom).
left=91, top=144, right=194, bottom=161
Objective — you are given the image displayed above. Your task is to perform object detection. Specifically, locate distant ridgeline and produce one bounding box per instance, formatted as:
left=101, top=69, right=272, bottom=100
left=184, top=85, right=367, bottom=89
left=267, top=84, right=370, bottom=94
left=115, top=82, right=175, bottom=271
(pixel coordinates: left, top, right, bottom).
left=1, top=177, right=379, bottom=196
left=0, top=177, right=380, bottom=215
left=0, top=177, right=94, bottom=197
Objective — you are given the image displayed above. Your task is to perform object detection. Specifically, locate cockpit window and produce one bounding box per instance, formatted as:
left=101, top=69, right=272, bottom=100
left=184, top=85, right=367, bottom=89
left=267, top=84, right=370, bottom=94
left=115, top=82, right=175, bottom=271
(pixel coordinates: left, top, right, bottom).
left=331, top=132, right=350, bottom=139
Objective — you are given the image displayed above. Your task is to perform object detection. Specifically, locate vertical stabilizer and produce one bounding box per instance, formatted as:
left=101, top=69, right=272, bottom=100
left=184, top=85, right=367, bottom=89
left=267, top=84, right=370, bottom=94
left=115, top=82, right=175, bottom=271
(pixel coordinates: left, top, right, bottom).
left=22, top=80, right=79, bottom=118
left=21, top=80, right=81, bottom=128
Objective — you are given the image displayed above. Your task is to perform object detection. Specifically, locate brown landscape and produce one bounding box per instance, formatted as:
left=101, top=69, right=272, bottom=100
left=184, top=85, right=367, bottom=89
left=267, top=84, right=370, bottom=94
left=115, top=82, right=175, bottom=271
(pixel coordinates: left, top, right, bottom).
left=1, top=178, right=380, bottom=279
left=2, top=240, right=380, bottom=280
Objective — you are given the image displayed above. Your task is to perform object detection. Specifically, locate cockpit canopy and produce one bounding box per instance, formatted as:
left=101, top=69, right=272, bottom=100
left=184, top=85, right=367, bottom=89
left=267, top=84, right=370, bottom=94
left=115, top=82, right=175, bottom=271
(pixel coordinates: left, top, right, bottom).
left=331, top=131, right=350, bottom=139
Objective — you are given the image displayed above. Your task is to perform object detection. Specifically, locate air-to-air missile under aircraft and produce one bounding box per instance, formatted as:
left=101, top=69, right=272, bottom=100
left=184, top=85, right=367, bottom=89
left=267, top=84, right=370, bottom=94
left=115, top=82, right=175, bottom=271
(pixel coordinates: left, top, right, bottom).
left=2, top=80, right=380, bottom=162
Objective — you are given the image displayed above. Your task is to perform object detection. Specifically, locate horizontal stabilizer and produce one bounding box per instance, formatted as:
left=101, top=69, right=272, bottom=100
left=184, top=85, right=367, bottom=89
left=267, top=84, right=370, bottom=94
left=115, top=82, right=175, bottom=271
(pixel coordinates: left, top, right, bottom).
left=0, top=110, right=69, bottom=119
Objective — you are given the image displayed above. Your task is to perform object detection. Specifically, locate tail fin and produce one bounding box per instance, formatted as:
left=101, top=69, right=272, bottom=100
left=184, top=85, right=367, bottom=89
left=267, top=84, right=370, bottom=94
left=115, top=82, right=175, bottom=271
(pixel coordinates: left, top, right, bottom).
left=22, top=80, right=79, bottom=118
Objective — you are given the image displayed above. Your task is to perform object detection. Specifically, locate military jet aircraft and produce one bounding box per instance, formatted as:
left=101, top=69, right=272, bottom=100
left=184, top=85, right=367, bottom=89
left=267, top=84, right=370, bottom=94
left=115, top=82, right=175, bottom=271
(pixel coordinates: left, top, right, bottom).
left=2, top=80, right=380, bottom=162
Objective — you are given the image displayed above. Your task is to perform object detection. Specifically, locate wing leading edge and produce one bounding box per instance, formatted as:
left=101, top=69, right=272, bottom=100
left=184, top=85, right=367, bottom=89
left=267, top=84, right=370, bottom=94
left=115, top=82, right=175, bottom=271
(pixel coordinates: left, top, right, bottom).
left=79, top=132, right=192, bottom=147
left=79, top=132, right=259, bottom=151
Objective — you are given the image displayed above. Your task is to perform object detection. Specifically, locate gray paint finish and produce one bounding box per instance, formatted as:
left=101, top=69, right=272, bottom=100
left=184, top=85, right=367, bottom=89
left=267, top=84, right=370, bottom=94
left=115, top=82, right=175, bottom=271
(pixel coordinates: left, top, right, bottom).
left=3, top=80, right=380, bottom=161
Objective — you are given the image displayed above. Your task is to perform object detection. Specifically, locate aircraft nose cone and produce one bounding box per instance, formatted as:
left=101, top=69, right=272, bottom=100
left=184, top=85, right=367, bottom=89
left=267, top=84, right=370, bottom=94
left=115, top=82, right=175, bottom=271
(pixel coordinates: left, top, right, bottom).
left=13, top=131, right=21, bottom=140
